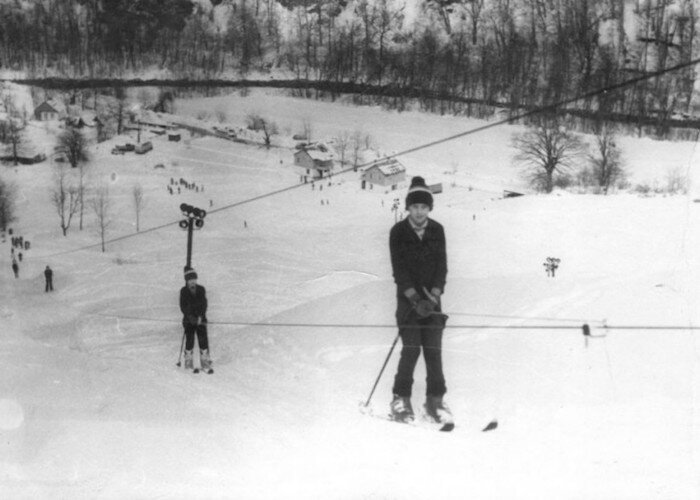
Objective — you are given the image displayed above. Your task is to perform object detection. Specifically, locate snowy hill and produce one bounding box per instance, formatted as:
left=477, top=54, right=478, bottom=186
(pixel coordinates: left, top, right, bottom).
left=1, top=88, right=700, bottom=499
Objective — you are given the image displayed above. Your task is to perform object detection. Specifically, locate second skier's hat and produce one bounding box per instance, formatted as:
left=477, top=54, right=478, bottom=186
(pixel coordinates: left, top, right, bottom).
left=184, top=266, right=198, bottom=281
left=405, top=176, right=433, bottom=210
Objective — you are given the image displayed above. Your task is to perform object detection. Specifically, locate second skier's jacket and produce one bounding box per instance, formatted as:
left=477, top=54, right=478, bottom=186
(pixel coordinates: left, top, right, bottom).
left=180, top=285, right=208, bottom=326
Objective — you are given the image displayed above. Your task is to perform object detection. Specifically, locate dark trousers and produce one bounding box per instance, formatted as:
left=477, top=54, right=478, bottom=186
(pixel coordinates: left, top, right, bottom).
left=184, top=324, right=209, bottom=351
left=45, top=278, right=53, bottom=292
left=392, top=301, right=446, bottom=398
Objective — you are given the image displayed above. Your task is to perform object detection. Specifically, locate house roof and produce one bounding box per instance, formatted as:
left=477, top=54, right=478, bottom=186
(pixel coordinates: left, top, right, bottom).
left=34, top=101, right=59, bottom=114
left=364, top=158, right=406, bottom=176
left=296, top=143, right=334, bottom=162
left=306, top=149, right=333, bottom=161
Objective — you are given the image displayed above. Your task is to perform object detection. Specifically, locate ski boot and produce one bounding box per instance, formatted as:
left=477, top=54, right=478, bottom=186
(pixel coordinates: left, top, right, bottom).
left=200, top=348, right=213, bottom=374
left=424, top=395, right=453, bottom=425
left=390, top=394, right=414, bottom=423
left=184, top=349, right=194, bottom=370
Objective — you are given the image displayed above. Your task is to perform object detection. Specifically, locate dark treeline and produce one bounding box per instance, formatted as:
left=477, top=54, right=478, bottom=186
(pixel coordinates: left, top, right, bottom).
left=2, top=0, right=698, bottom=136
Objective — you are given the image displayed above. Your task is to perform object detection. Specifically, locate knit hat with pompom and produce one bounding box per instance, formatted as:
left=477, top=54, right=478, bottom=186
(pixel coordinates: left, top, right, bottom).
left=405, top=176, right=433, bottom=210
left=184, top=266, right=198, bottom=281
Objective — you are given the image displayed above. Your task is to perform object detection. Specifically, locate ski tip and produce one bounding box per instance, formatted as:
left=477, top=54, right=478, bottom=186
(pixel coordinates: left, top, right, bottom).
left=439, top=422, right=455, bottom=432
left=482, top=420, right=498, bottom=432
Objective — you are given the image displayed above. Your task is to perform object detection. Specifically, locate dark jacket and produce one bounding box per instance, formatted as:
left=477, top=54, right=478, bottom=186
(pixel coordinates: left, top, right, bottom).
left=389, top=217, right=447, bottom=300
left=180, top=284, right=208, bottom=326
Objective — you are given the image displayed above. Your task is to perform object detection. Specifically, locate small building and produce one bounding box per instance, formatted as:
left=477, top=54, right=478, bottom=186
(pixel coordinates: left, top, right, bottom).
left=34, top=101, right=60, bottom=121
left=429, top=183, right=443, bottom=194
left=65, top=111, right=101, bottom=129
left=294, top=143, right=334, bottom=178
left=168, top=129, right=182, bottom=142
left=361, top=158, right=406, bottom=190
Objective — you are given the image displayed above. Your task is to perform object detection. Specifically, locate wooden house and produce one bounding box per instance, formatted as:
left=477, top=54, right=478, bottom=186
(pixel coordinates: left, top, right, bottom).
left=361, top=158, right=406, bottom=190
left=294, top=143, right=334, bottom=178
left=34, top=101, right=60, bottom=121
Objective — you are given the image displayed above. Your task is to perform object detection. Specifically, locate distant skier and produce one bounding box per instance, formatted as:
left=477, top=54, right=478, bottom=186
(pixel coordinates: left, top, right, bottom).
left=11, top=259, right=19, bottom=278
left=388, top=176, right=451, bottom=426
left=44, top=265, right=54, bottom=292
left=179, top=267, right=211, bottom=372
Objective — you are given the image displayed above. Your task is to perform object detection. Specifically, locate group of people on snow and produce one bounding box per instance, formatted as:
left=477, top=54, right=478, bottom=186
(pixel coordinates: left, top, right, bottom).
left=6, top=229, right=54, bottom=292
left=168, top=177, right=205, bottom=196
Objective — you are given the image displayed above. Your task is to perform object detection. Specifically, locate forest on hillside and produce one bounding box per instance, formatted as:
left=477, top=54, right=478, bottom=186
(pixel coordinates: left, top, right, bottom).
left=0, top=0, right=699, bottom=133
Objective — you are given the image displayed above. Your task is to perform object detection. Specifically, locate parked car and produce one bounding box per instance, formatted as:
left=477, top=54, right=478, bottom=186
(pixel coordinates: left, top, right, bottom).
left=111, top=144, right=131, bottom=154
left=135, top=141, right=153, bottom=154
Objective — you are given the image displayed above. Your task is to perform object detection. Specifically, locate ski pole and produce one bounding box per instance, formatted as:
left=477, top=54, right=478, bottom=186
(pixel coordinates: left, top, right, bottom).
left=363, top=333, right=400, bottom=408
left=176, top=331, right=186, bottom=367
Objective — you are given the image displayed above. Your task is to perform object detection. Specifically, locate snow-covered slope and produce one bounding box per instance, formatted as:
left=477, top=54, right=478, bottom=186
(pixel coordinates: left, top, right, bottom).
left=1, top=89, right=700, bottom=499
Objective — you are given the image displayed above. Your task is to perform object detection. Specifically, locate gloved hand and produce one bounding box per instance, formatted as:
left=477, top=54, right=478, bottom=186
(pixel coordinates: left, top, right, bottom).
left=424, top=287, right=442, bottom=304
left=405, top=289, right=421, bottom=307
left=415, top=299, right=436, bottom=318
left=187, top=315, right=199, bottom=326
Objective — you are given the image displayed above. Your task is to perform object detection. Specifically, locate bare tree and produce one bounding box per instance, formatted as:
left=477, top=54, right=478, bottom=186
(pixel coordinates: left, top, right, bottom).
left=260, top=119, right=279, bottom=148
left=1, top=120, right=24, bottom=166
left=351, top=129, right=364, bottom=171
left=91, top=185, right=112, bottom=252
left=246, top=113, right=278, bottom=148
left=50, top=165, right=80, bottom=236
left=335, top=131, right=350, bottom=166
left=301, top=118, right=313, bottom=141
left=466, top=0, right=485, bottom=44
left=666, top=167, right=688, bottom=195
left=512, top=118, right=585, bottom=193
left=113, top=86, right=127, bottom=136
left=132, top=183, right=145, bottom=232
left=56, top=127, right=89, bottom=169
left=57, top=127, right=90, bottom=230
left=589, top=124, right=624, bottom=194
